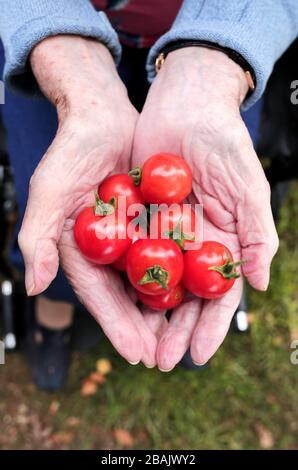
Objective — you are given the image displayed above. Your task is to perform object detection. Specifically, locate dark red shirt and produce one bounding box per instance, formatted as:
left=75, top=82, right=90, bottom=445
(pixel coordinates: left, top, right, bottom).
left=92, top=0, right=182, bottom=47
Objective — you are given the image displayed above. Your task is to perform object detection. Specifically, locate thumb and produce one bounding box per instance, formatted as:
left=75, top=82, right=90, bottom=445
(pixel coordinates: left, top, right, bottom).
left=18, top=126, right=93, bottom=296
left=18, top=169, right=65, bottom=296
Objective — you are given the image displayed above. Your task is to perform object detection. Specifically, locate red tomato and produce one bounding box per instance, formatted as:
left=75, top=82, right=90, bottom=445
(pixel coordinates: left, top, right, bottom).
left=126, top=239, right=184, bottom=295
left=183, top=241, right=242, bottom=299
left=140, top=153, right=192, bottom=204
left=112, top=224, right=147, bottom=272
left=74, top=205, right=131, bottom=265
left=150, top=204, right=198, bottom=250
left=138, top=283, right=185, bottom=311
left=98, top=173, right=144, bottom=217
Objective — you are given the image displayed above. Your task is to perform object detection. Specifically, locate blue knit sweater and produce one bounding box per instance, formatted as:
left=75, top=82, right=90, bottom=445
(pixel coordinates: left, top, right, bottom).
left=0, top=0, right=297, bottom=110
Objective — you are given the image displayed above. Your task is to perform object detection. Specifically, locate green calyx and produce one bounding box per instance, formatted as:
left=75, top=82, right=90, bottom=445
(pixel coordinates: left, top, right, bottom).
left=164, top=220, right=195, bottom=251
left=94, top=192, right=116, bottom=216
left=208, top=249, right=245, bottom=280
left=128, top=166, right=142, bottom=186
left=138, top=265, right=169, bottom=290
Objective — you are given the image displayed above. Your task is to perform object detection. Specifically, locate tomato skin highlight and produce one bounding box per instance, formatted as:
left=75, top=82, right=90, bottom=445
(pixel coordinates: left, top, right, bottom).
left=126, top=239, right=184, bottom=295
left=183, top=241, right=239, bottom=299
left=150, top=204, right=197, bottom=249
left=138, top=283, right=185, bottom=311
left=140, top=153, right=192, bottom=204
left=74, top=207, right=131, bottom=265
left=98, top=174, right=145, bottom=214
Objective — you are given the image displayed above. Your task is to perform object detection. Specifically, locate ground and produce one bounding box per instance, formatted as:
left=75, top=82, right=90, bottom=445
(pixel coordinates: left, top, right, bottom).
left=0, top=183, right=298, bottom=450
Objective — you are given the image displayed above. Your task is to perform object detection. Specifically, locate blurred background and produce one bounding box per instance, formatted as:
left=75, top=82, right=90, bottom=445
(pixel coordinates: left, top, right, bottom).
left=0, top=41, right=298, bottom=451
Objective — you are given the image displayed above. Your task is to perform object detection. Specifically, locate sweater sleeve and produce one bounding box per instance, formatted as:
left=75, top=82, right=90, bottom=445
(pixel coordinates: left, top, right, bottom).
left=146, top=0, right=298, bottom=110
left=0, top=0, right=121, bottom=95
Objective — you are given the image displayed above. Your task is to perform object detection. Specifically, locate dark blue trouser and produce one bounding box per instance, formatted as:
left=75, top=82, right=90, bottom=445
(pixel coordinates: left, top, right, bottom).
left=0, top=42, right=263, bottom=304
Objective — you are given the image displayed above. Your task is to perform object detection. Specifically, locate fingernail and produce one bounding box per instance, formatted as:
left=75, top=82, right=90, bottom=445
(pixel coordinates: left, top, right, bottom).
left=27, top=283, right=35, bottom=296
left=145, top=364, right=156, bottom=369
left=128, top=360, right=140, bottom=366
left=25, top=265, right=35, bottom=296
left=261, top=282, right=269, bottom=291
left=159, top=367, right=174, bottom=373
left=193, top=361, right=206, bottom=366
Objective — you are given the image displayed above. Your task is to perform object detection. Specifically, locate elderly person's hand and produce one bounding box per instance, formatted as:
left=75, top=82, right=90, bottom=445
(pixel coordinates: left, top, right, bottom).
left=132, top=47, right=279, bottom=370
left=18, top=35, right=156, bottom=366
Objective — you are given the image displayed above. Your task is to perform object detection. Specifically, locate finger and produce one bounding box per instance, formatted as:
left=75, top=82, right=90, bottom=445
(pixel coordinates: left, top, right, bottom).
left=138, top=307, right=167, bottom=368
left=236, top=179, right=279, bottom=290
left=192, top=147, right=279, bottom=291
left=18, top=126, right=125, bottom=297
left=59, top=224, right=157, bottom=365
left=125, top=282, right=138, bottom=304
left=125, top=305, right=158, bottom=368
left=190, top=279, right=243, bottom=365
left=123, top=283, right=158, bottom=367
left=156, top=298, right=202, bottom=371
left=142, top=309, right=168, bottom=339
left=18, top=187, right=63, bottom=296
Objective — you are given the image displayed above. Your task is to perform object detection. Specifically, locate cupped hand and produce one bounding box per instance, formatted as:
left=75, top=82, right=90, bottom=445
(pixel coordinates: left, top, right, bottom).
left=18, top=36, right=156, bottom=366
left=132, top=47, right=279, bottom=370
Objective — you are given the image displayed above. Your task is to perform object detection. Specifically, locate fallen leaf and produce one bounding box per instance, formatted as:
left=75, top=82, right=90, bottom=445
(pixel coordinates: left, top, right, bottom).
left=114, top=428, right=134, bottom=448
left=247, top=313, right=254, bottom=324
left=66, top=417, right=81, bottom=427
left=49, top=401, right=60, bottom=415
left=96, top=359, right=112, bottom=376
left=49, top=432, right=74, bottom=445
left=89, top=372, right=106, bottom=384
left=81, top=379, right=98, bottom=397
left=254, top=423, right=274, bottom=449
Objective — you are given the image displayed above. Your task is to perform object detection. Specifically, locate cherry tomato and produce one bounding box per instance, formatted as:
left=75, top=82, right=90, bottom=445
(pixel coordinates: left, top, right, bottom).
left=140, top=153, right=192, bottom=204
left=183, top=241, right=242, bottom=299
left=112, top=224, right=147, bottom=272
left=137, top=283, right=185, bottom=311
left=126, top=239, right=184, bottom=295
left=74, top=197, right=131, bottom=265
left=98, top=173, right=144, bottom=217
left=150, top=204, right=198, bottom=250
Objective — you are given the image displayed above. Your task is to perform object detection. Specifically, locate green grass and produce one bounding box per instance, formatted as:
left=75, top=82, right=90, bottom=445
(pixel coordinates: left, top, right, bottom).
left=1, top=183, right=298, bottom=450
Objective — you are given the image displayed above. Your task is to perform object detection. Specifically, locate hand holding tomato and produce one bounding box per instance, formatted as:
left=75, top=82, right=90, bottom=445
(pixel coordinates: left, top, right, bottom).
left=132, top=46, right=279, bottom=370
left=17, top=36, right=157, bottom=366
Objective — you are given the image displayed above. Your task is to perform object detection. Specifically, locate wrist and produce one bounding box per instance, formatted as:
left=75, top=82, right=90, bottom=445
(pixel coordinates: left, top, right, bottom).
left=30, top=35, right=124, bottom=117
left=162, top=47, right=249, bottom=107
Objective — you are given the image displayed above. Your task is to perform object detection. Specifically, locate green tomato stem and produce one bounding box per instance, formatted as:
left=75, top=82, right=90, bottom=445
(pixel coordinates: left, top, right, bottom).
left=94, top=192, right=116, bottom=216
left=164, top=220, right=195, bottom=251
left=128, top=166, right=142, bottom=186
left=138, top=265, right=169, bottom=289
left=208, top=249, right=245, bottom=280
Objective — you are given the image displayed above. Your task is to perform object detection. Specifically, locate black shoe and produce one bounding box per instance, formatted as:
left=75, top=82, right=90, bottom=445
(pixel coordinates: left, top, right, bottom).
left=25, top=300, right=72, bottom=392
left=180, top=349, right=209, bottom=371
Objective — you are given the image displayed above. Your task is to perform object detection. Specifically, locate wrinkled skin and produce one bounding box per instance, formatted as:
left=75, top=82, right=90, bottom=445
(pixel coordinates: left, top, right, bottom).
left=132, top=47, right=279, bottom=370
left=18, top=38, right=278, bottom=370
left=18, top=36, right=157, bottom=366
